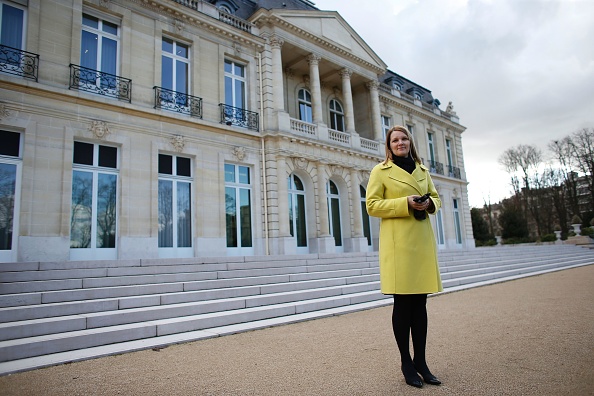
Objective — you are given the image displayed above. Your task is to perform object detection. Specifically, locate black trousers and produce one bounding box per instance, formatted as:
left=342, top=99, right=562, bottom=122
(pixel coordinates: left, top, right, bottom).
left=392, top=294, right=429, bottom=368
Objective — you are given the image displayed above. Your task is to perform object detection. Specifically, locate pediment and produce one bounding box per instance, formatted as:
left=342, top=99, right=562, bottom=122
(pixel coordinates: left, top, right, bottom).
left=253, top=10, right=387, bottom=73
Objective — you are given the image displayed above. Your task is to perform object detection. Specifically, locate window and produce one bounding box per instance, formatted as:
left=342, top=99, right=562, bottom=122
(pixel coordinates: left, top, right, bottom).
left=381, top=115, right=391, bottom=141
left=225, top=163, right=252, bottom=251
left=326, top=180, right=342, bottom=248
left=161, top=38, right=189, bottom=108
left=70, top=142, right=118, bottom=259
left=406, top=124, right=414, bottom=135
left=288, top=174, right=307, bottom=249
left=298, top=88, right=312, bottom=123
left=329, top=99, right=345, bottom=132
left=427, top=132, right=436, bottom=169
left=435, top=210, right=445, bottom=246
left=360, top=186, right=371, bottom=247
left=224, top=59, right=246, bottom=109
left=1, top=1, right=26, bottom=49
left=0, top=130, right=22, bottom=260
left=453, top=199, right=462, bottom=244
left=80, top=13, right=119, bottom=91
left=446, top=139, right=454, bottom=176
left=158, top=154, right=192, bottom=255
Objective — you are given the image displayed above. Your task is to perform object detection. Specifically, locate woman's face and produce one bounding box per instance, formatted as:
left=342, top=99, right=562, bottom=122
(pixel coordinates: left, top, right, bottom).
left=390, top=130, right=411, bottom=158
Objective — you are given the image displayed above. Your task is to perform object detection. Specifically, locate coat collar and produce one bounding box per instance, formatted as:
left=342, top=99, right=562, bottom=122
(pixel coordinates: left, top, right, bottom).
left=380, top=160, right=427, bottom=194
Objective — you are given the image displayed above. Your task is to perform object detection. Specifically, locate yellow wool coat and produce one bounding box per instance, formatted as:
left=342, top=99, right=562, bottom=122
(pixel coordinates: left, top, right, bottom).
left=366, top=160, right=443, bottom=295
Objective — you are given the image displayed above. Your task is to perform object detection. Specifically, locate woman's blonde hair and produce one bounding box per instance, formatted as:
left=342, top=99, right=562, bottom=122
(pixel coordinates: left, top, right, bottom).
left=383, top=125, right=421, bottom=165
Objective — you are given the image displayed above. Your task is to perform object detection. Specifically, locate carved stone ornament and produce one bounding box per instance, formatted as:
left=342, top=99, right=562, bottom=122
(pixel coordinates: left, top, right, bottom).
left=232, top=42, right=242, bottom=55
left=89, top=120, right=110, bottom=139
left=232, top=146, right=246, bottom=161
left=366, top=80, right=379, bottom=91
left=174, top=20, right=185, bottom=34
left=329, top=164, right=342, bottom=175
left=170, top=135, right=185, bottom=152
left=360, top=170, right=370, bottom=182
left=269, top=35, right=284, bottom=49
left=0, top=103, right=12, bottom=120
left=294, top=157, right=308, bottom=170
left=99, top=0, right=110, bottom=7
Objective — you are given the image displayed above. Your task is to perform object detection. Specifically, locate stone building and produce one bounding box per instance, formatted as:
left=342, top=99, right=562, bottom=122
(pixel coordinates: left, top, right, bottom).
left=0, top=0, right=473, bottom=263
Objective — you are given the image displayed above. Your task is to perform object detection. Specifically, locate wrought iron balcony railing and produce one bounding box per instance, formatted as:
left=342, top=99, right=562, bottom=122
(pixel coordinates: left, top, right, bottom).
left=0, top=44, right=39, bottom=81
left=219, top=104, right=259, bottom=131
left=154, top=86, right=203, bottom=118
left=428, top=160, right=444, bottom=175
left=69, top=64, right=132, bottom=102
left=448, top=165, right=462, bottom=179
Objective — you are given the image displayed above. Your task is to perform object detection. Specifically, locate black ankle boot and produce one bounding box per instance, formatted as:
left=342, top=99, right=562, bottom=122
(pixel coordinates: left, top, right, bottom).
left=413, top=361, right=441, bottom=385
left=401, top=362, right=423, bottom=388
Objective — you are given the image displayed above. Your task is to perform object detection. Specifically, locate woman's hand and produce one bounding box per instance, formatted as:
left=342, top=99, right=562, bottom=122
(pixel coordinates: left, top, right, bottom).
left=408, top=195, right=431, bottom=212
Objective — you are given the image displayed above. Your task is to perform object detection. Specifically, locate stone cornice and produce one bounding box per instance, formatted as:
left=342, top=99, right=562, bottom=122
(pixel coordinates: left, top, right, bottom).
left=380, top=94, right=466, bottom=133
left=252, top=15, right=385, bottom=75
left=127, top=0, right=265, bottom=51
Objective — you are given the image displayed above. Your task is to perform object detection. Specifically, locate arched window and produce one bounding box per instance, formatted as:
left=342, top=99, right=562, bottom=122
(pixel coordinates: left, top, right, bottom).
left=298, top=88, right=312, bottom=123
left=360, top=185, right=371, bottom=247
left=329, top=99, right=345, bottom=132
left=288, top=174, right=307, bottom=249
left=326, top=180, right=342, bottom=248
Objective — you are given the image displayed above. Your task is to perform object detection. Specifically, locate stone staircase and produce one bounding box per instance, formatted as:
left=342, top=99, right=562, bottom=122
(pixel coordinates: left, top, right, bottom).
left=0, top=244, right=592, bottom=375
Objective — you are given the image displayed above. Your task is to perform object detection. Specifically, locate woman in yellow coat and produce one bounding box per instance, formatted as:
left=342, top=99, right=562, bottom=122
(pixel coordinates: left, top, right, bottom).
left=366, top=125, right=443, bottom=388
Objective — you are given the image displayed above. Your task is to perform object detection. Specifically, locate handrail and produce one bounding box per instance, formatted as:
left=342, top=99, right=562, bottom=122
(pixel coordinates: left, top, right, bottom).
left=0, top=44, right=39, bottom=82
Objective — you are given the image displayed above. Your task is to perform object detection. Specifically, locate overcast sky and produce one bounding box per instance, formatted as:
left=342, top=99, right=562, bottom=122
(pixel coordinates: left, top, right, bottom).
left=313, top=0, right=594, bottom=208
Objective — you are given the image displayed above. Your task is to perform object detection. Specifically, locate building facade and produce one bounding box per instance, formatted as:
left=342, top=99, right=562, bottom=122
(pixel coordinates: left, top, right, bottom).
left=0, top=0, right=473, bottom=263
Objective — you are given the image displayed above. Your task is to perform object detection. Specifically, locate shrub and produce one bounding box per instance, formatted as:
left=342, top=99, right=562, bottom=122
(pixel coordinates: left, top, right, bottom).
left=475, top=238, right=497, bottom=247
left=502, top=237, right=535, bottom=245
left=580, top=227, right=593, bottom=237
left=571, top=215, right=582, bottom=224
left=540, top=233, right=557, bottom=242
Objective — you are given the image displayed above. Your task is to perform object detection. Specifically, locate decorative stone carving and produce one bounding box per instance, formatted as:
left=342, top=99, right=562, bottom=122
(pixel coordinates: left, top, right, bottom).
left=339, top=68, right=352, bottom=79
left=232, top=146, right=246, bottom=161
left=232, top=42, right=242, bottom=55
left=99, top=0, right=110, bottom=7
left=285, top=68, right=295, bottom=79
left=366, top=80, right=379, bottom=91
left=307, top=54, right=321, bottom=66
left=332, top=86, right=341, bottom=96
left=170, top=135, right=185, bottom=152
left=329, top=164, right=342, bottom=175
left=446, top=101, right=457, bottom=115
left=293, top=157, right=308, bottom=170
left=303, top=75, right=310, bottom=87
left=360, top=170, right=370, bottom=182
left=174, top=20, right=185, bottom=34
left=89, top=120, right=110, bottom=139
left=0, top=103, right=13, bottom=120
left=269, top=35, right=284, bottom=49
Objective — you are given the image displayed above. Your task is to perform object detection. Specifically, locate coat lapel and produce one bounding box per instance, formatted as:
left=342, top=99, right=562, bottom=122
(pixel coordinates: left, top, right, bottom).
left=383, top=161, right=427, bottom=194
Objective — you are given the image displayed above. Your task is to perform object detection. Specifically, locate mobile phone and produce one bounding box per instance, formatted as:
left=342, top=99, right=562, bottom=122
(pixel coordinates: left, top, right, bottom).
left=413, top=193, right=431, bottom=203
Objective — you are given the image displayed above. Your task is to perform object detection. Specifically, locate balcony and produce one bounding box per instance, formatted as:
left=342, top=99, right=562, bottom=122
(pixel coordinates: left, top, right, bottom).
left=171, top=0, right=253, bottom=33
left=220, top=104, right=259, bottom=131
left=154, top=86, right=202, bottom=118
left=69, top=64, right=132, bottom=102
left=289, top=117, right=381, bottom=155
left=448, top=165, right=462, bottom=179
left=427, top=160, right=444, bottom=175
left=0, top=44, right=39, bottom=82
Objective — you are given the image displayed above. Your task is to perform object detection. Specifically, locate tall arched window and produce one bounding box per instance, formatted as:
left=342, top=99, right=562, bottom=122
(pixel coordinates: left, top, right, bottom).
left=326, top=180, right=342, bottom=248
left=329, top=99, right=345, bottom=132
left=298, top=88, right=312, bottom=123
left=288, top=174, right=307, bottom=249
left=360, top=185, right=371, bottom=247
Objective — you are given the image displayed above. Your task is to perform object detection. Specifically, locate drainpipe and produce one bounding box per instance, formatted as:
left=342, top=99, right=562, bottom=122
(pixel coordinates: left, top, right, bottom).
left=258, top=51, right=270, bottom=255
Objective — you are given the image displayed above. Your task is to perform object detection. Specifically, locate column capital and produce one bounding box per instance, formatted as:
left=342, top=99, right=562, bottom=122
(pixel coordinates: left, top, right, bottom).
left=339, top=68, right=353, bottom=79
left=269, top=35, right=285, bottom=49
left=366, top=80, right=379, bottom=91
left=307, top=54, right=321, bottom=65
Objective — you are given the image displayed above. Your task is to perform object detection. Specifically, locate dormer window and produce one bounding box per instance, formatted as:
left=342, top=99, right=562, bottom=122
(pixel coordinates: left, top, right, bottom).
left=385, top=77, right=403, bottom=91
left=211, top=0, right=238, bottom=14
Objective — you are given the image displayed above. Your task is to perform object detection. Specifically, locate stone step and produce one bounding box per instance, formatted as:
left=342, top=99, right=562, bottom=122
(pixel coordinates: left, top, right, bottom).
left=0, top=245, right=591, bottom=370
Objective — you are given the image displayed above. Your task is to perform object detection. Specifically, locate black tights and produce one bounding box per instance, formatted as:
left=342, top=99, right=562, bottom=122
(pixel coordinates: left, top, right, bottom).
left=392, top=294, right=429, bottom=371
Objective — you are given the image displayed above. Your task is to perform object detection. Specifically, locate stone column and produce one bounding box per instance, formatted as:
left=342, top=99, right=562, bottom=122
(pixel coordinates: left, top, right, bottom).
left=316, top=162, right=330, bottom=237
left=366, top=80, right=382, bottom=141
left=307, top=54, right=324, bottom=124
left=340, top=68, right=356, bottom=134
left=350, top=169, right=364, bottom=237
left=270, top=35, right=285, bottom=111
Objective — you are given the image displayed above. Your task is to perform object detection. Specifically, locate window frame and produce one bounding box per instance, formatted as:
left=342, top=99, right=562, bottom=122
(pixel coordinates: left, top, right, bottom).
left=0, top=130, right=23, bottom=261
left=329, top=99, right=345, bottom=132
left=224, top=163, right=253, bottom=255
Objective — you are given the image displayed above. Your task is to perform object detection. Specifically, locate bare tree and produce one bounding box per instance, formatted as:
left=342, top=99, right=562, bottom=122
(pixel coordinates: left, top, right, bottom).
left=570, top=128, right=594, bottom=207
left=549, top=137, right=581, bottom=217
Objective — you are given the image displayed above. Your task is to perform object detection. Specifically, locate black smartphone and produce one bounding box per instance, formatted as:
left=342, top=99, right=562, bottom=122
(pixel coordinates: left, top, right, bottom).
left=413, top=193, right=431, bottom=203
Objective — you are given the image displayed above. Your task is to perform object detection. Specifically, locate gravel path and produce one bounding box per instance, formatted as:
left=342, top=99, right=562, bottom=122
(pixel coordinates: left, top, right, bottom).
left=1, top=264, right=593, bottom=396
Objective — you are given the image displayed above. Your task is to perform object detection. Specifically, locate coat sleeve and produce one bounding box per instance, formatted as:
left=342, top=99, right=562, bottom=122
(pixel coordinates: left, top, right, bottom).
left=366, top=165, right=410, bottom=219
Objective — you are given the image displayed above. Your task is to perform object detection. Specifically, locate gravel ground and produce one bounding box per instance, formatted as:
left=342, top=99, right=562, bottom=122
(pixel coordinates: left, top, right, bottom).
left=1, top=264, right=593, bottom=396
